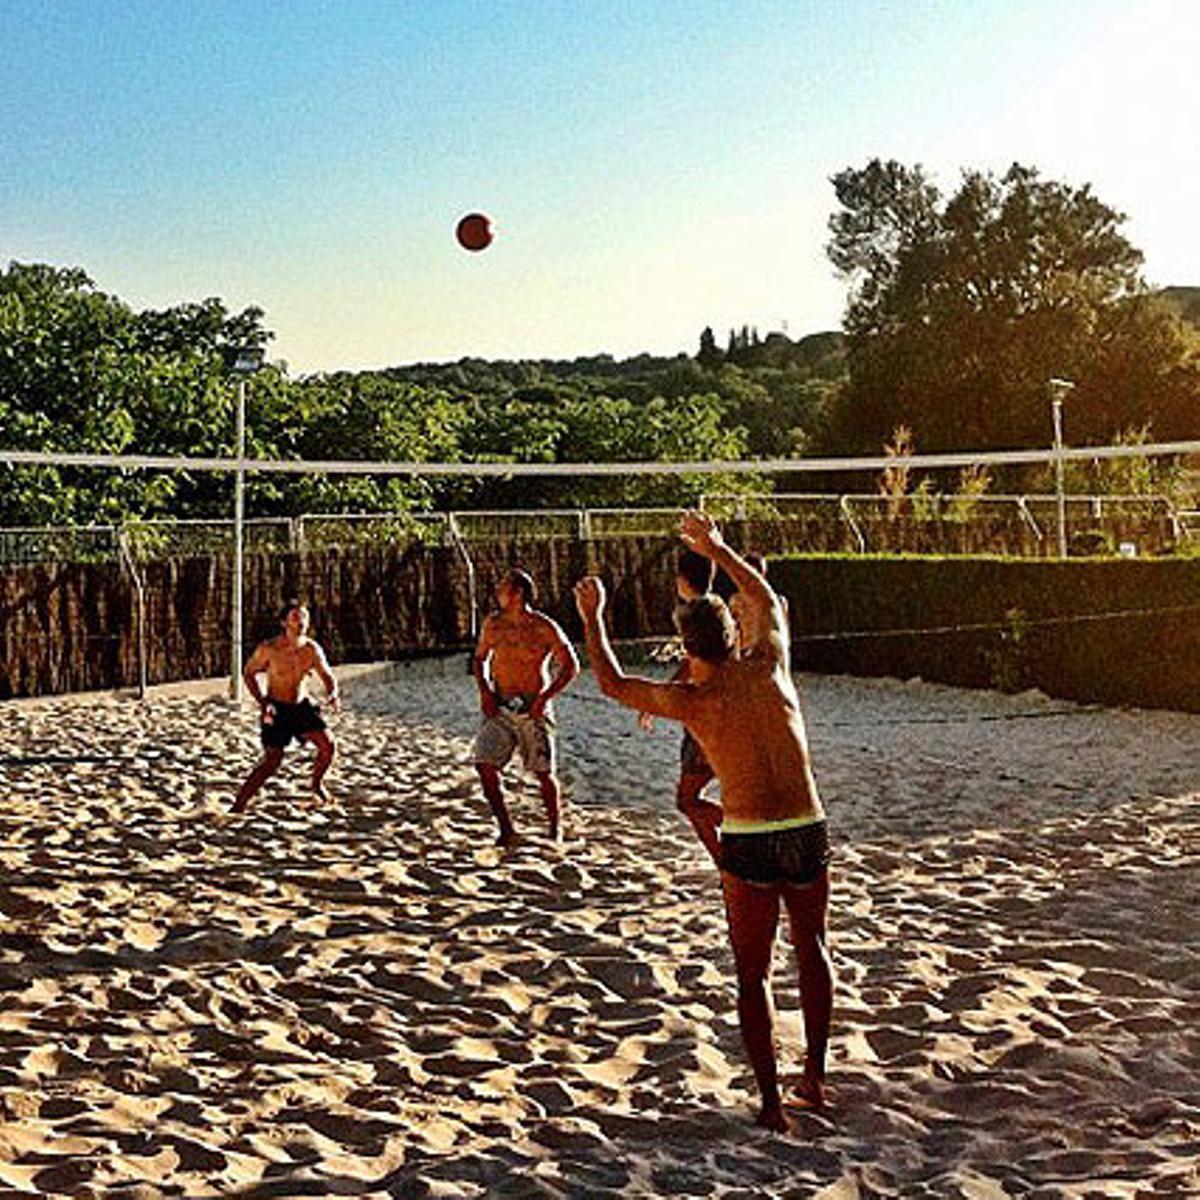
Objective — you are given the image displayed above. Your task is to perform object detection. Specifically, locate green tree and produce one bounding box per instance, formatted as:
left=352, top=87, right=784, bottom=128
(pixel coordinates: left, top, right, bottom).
left=824, top=160, right=1200, bottom=455
left=0, top=262, right=282, bottom=523
left=696, top=325, right=722, bottom=369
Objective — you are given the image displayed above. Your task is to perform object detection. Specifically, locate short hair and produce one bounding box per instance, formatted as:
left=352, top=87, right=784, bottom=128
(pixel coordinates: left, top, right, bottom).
left=505, top=568, right=536, bottom=604
left=676, top=549, right=715, bottom=596
left=278, top=597, right=306, bottom=623
left=712, top=567, right=736, bottom=601
left=674, top=596, right=737, bottom=663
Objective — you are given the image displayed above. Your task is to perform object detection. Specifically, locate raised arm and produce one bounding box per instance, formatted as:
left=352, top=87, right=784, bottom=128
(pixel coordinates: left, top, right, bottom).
left=573, top=577, right=693, bottom=721
left=679, top=511, right=784, bottom=653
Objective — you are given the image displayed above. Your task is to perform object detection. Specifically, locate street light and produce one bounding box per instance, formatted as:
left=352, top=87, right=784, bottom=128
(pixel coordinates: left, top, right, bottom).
left=1048, top=378, right=1075, bottom=557
left=226, top=346, right=265, bottom=699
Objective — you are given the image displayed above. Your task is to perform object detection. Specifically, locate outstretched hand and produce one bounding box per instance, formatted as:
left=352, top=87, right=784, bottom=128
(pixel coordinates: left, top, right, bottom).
left=574, top=576, right=606, bottom=621
left=680, top=510, right=725, bottom=558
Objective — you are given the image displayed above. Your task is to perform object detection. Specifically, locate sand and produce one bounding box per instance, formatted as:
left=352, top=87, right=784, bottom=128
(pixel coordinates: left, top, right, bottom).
left=1, top=658, right=1197, bottom=1197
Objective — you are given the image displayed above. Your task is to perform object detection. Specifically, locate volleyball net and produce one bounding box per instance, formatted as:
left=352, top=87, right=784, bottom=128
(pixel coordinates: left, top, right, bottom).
left=0, top=439, right=1197, bottom=702
left=7, top=436, right=1200, bottom=556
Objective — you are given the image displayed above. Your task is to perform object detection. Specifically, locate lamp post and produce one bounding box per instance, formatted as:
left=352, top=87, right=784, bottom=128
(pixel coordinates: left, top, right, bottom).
left=1048, top=378, right=1075, bottom=558
left=227, top=347, right=264, bottom=699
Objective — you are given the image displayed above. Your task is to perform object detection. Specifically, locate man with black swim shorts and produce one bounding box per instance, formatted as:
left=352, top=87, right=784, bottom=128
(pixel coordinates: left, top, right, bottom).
left=575, top=513, right=831, bottom=1133
left=641, top=549, right=722, bottom=863
left=472, top=568, right=579, bottom=846
left=233, top=598, right=340, bottom=813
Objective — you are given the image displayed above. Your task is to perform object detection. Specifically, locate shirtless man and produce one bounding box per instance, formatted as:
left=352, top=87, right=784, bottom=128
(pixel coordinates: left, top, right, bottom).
left=638, top=549, right=722, bottom=864
left=233, top=598, right=340, bottom=813
left=472, top=568, right=579, bottom=846
left=655, top=551, right=785, bottom=866
left=574, top=513, right=831, bottom=1131
left=729, top=552, right=777, bottom=653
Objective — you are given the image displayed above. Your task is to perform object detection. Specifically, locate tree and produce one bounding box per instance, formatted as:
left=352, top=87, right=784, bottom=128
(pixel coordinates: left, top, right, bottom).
left=696, top=326, right=722, bottom=369
left=2, top=258, right=842, bottom=526
left=0, top=262, right=283, bottom=523
left=824, top=160, right=1200, bottom=455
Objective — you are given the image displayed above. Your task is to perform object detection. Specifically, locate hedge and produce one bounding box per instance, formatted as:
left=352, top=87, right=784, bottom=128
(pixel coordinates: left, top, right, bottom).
left=771, top=555, right=1200, bottom=713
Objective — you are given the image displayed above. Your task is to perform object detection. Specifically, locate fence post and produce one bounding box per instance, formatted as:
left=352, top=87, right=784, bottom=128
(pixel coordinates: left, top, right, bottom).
left=447, top=513, right=478, bottom=646
left=116, top=529, right=147, bottom=699
left=839, top=495, right=866, bottom=554
left=1016, top=496, right=1042, bottom=541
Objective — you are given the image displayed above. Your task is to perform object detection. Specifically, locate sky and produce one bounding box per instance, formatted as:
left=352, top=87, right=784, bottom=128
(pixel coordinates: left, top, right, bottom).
left=3, top=0, right=1198, bottom=375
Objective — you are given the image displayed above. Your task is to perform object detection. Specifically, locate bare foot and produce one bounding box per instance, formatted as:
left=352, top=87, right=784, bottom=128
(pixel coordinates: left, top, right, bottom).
left=756, top=1103, right=791, bottom=1133
left=787, top=1073, right=827, bottom=1112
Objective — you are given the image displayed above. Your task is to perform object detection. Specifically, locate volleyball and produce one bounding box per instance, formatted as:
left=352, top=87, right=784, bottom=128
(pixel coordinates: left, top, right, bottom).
left=456, top=212, right=493, bottom=252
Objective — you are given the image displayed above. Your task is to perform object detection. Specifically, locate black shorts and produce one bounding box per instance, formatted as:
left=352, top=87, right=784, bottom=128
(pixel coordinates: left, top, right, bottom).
left=261, top=698, right=326, bottom=749
left=720, top=820, right=831, bottom=887
left=680, top=729, right=712, bottom=778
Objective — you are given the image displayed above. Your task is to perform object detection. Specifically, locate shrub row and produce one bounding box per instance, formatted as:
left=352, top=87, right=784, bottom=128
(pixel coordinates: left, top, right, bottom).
left=771, top=555, right=1200, bottom=713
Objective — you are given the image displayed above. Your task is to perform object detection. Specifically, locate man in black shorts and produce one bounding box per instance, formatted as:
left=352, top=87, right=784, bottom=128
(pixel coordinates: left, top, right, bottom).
left=576, top=513, right=832, bottom=1131
left=671, top=549, right=722, bottom=863
left=233, top=599, right=340, bottom=813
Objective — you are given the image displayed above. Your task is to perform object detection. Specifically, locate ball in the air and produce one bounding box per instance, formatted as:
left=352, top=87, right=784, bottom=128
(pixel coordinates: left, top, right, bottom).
left=456, top=212, right=494, bottom=252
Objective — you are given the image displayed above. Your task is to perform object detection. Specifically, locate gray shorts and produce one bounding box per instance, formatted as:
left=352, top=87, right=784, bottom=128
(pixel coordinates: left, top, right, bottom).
left=473, top=694, right=556, bottom=776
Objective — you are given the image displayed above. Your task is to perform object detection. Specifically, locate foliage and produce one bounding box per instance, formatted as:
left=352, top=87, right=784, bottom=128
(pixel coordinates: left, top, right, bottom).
left=945, top=465, right=993, bottom=523
left=877, top=424, right=915, bottom=515
left=0, top=261, right=274, bottom=524
left=983, top=606, right=1030, bottom=693
left=824, top=159, right=1200, bottom=458
left=1, top=259, right=836, bottom=527
left=5, top=185, right=1194, bottom=536
left=769, top=554, right=1200, bottom=711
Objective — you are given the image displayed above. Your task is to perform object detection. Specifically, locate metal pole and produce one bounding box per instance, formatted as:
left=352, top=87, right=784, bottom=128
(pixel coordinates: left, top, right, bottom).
left=117, top=529, right=148, bottom=699
left=231, top=377, right=246, bottom=699
left=1047, top=378, right=1074, bottom=559
left=1053, top=396, right=1066, bottom=558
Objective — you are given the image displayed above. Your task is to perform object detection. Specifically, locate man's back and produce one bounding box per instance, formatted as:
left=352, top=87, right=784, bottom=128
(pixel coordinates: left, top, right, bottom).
left=683, top=647, right=820, bottom=824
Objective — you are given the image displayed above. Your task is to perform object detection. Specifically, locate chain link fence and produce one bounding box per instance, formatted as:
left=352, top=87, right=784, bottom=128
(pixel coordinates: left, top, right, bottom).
left=0, top=494, right=1192, bottom=567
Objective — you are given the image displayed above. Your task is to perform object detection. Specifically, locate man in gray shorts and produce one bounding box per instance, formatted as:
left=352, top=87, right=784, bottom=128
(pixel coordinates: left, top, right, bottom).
left=472, top=568, right=579, bottom=845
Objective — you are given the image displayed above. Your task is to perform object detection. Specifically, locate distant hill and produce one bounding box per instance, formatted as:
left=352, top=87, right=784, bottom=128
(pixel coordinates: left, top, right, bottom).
left=788, top=330, right=846, bottom=372
left=1157, top=286, right=1200, bottom=327
left=366, top=328, right=846, bottom=390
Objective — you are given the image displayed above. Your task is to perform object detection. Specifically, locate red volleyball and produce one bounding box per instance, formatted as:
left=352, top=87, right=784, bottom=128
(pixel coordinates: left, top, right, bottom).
left=456, top=212, right=493, bottom=252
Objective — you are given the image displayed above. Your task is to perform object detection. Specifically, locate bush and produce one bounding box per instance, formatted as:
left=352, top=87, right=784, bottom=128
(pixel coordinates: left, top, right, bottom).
left=771, top=554, right=1200, bottom=712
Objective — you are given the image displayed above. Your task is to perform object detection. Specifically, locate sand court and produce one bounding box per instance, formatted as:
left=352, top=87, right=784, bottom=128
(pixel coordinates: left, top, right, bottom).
left=0, top=660, right=1197, bottom=1196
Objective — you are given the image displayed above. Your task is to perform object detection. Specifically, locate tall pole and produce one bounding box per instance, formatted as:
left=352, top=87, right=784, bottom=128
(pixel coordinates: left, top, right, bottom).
left=231, top=377, right=246, bottom=699
left=1052, top=396, right=1066, bottom=558
left=1048, top=378, right=1074, bottom=559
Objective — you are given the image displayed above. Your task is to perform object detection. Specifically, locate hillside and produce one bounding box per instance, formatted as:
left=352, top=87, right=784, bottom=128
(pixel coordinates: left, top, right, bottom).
left=1157, top=286, right=1200, bottom=327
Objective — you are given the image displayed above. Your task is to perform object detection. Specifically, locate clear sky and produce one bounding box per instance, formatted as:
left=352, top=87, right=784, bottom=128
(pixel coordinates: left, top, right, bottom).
left=3, top=0, right=1197, bottom=375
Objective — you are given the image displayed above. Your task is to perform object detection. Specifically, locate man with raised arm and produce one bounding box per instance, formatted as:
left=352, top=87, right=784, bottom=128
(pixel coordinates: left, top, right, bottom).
left=472, top=568, right=580, bottom=846
left=638, top=548, right=722, bottom=864
left=234, top=598, right=340, bottom=813
left=574, top=513, right=832, bottom=1132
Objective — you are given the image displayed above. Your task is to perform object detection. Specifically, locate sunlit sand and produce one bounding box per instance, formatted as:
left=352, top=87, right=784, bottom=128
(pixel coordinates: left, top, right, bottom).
left=1, top=660, right=1197, bottom=1195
